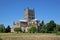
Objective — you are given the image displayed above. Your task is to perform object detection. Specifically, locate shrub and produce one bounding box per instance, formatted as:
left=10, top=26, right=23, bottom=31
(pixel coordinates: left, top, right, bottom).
left=28, top=26, right=37, bottom=33
left=14, top=27, right=22, bottom=33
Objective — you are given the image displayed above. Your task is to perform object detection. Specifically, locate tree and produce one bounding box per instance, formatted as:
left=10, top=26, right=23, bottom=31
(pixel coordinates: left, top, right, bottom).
left=14, top=27, right=22, bottom=33
left=56, top=25, right=60, bottom=32
left=40, top=20, right=45, bottom=32
left=38, top=26, right=41, bottom=33
left=38, top=20, right=46, bottom=33
left=28, top=26, right=37, bottom=33
left=0, top=24, right=5, bottom=33
left=41, top=20, right=44, bottom=26
left=5, top=25, right=11, bottom=33
left=46, top=20, right=56, bottom=33
left=41, top=25, right=47, bottom=33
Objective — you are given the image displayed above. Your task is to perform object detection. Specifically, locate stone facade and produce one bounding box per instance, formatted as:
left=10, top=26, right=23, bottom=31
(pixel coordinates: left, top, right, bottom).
left=24, top=8, right=35, bottom=21
left=11, top=8, right=40, bottom=32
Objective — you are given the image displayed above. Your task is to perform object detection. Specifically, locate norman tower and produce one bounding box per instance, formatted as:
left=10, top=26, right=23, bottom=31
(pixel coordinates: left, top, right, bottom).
left=11, top=8, right=40, bottom=33
left=24, top=8, right=35, bottom=21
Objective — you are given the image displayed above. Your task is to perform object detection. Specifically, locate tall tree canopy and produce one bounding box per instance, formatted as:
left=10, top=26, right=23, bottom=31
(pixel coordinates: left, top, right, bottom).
left=0, top=24, right=5, bottom=33
left=38, top=20, right=45, bottom=33
left=46, top=20, right=56, bottom=33
left=5, top=25, right=11, bottom=33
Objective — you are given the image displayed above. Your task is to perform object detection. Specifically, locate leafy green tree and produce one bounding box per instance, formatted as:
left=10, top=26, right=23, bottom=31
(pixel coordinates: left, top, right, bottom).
left=40, top=20, right=45, bottom=32
left=14, top=27, right=22, bottom=33
left=0, top=24, right=5, bottom=33
left=46, top=20, right=56, bottom=33
left=38, top=20, right=46, bottom=33
left=38, top=20, right=44, bottom=33
left=56, top=25, right=60, bottom=35
left=41, top=20, right=44, bottom=26
left=5, top=25, right=11, bottom=33
left=29, top=26, right=37, bottom=33
left=41, top=25, right=47, bottom=33
left=38, top=26, right=41, bottom=33
left=55, top=25, right=60, bottom=32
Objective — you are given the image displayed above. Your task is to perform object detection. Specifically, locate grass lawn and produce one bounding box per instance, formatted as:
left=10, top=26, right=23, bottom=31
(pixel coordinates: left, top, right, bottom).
left=0, top=33, right=60, bottom=40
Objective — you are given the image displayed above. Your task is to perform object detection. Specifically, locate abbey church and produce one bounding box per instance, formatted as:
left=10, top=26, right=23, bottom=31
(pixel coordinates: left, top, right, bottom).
left=11, top=8, right=40, bottom=32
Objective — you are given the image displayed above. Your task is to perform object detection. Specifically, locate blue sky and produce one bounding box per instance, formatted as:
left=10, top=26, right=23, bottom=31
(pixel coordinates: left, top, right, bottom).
left=0, top=0, right=60, bottom=27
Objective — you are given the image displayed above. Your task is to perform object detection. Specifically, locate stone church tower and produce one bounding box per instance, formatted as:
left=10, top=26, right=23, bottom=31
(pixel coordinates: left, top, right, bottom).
left=11, top=8, right=40, bottom=32
left=24, top=8, right=35, bottom=21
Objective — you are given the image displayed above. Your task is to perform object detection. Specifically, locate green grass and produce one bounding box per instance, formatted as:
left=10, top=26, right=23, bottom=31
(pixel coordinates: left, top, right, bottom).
left=0, top=33, right=56, bottom=36
left=0, top=33, right=60, bottom=40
